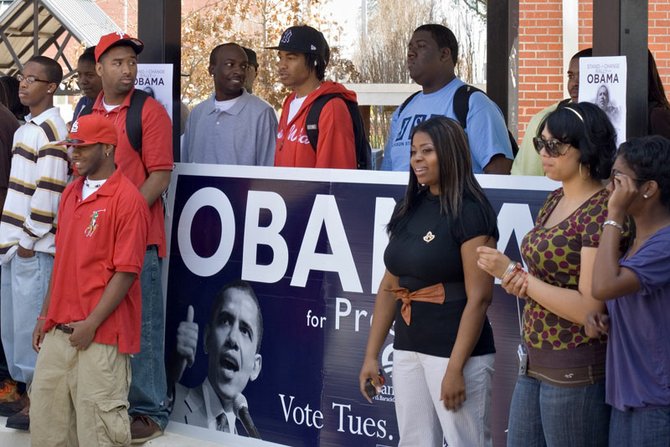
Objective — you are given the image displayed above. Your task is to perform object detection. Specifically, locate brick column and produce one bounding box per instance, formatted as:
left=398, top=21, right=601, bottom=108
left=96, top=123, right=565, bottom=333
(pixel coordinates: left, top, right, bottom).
left=517, top=0, right=565, bottom=142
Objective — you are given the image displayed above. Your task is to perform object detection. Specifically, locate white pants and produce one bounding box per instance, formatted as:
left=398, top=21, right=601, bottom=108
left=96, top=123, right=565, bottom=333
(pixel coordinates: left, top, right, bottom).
left=393, top=350, right=494, bottom=447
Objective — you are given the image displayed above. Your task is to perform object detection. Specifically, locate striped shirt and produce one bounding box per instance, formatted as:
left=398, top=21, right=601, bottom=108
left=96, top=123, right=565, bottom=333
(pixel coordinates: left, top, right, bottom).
left=0, top=107, right=68, bottom=263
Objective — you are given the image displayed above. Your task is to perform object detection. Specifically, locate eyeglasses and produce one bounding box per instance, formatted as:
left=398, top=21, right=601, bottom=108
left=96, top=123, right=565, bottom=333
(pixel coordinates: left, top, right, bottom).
left=16, top=74, right=51, bottom=85
left=532, top=137, right=571, bottom=157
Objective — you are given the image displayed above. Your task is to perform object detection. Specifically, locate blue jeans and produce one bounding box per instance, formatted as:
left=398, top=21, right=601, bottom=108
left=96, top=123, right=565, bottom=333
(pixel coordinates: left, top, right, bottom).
left=506, top=374, right=609, bottom=447
left=0, top=252, right=53, bottom=384
left=0, top=269, right=11, bottom=382
left=128, top=247, right=169, bottom=429
left=609, top=406, right=670, bottom=447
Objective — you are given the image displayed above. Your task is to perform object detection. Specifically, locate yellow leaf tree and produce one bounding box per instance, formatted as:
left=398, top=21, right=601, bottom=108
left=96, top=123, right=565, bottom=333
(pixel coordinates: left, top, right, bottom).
left=181, top=0, right=360, bottom=109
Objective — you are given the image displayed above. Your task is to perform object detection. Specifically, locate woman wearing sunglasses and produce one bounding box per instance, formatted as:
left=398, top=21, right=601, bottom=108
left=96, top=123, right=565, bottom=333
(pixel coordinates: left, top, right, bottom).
left=586, top=136, right=670, bottom=446
left=477, top=102, right=627, bottom=446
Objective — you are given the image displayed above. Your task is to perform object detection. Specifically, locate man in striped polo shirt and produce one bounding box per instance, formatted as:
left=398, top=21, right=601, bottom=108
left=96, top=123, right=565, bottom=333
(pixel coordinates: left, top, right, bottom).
left=0, top=56, right=68, bottom=430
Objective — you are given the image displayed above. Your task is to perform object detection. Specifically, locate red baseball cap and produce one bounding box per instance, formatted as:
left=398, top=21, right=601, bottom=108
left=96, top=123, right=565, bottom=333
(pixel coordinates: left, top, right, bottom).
left=60, top=114, right=117, bottom=147
left=95, top=32, right=144, bottom=62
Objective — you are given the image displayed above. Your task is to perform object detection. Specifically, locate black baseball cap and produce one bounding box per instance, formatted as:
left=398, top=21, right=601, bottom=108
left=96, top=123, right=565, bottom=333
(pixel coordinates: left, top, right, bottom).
left=242, top=47, right=258, bottom=68
left=266, top=25, right=328, bottom=59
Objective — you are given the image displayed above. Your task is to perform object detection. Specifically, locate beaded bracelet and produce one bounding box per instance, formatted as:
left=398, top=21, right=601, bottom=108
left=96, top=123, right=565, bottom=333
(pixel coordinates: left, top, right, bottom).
left=603, top=220, right=624, bottom=235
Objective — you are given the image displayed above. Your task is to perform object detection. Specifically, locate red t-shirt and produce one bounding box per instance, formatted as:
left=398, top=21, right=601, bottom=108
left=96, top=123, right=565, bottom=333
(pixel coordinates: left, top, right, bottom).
left=92, top=89, right=173, bottom=257
left=44, top=170, right=149, bottom=354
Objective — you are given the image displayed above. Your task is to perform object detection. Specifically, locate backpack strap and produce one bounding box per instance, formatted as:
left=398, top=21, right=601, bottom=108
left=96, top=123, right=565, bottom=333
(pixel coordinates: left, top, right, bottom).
left=397, top=91, right=421, bottom=116
left=344, top=99, right=372, bottom=169
left=126, top=89, right=150, bottom=155
left=77, top=100, right=94, bottom=118
left=305, top=93, right=338, bottom=151
left=453, top=84, right=484, bottom=129
left=453, top=84, right=520, bottom=157
left=305, top=93, right=372, bottom=169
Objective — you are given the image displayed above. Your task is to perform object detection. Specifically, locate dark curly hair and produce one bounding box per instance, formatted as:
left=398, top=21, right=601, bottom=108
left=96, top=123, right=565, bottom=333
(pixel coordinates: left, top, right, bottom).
left=618, top=135, right=670, bottom=211
left=537, top=101, right=617, bottom=180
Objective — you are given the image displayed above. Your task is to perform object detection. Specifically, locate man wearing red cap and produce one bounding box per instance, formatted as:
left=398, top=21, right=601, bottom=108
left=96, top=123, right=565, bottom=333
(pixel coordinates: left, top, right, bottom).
left=30, top=113, right=149, bottom=445
left=92, top=32, right=173, bottom=442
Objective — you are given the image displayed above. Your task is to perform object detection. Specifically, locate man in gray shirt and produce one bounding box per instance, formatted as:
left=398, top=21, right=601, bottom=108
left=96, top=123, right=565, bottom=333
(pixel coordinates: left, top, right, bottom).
left=182, top=43, right=277, bottom=165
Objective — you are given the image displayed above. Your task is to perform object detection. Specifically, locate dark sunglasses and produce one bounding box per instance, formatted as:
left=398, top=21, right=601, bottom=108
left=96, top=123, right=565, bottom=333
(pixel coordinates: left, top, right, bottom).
left=532, top=137, right=571, bottom=157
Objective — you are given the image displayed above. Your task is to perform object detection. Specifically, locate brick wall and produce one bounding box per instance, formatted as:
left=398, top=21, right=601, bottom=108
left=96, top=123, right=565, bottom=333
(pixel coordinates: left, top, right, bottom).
left=93, top=1, right=213, bottom=33
left=649, top=1, right=670, bottom=90
left=518, top=0, right=670, bottom=143
left=518, top=0, right=565, bottom=141
left=578, top=1, right=592, bottom=48
left=94, top=0, right=137, bottom=34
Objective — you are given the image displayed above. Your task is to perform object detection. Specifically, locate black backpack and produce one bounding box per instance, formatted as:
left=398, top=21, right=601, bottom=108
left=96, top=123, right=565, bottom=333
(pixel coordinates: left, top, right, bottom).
left=305, top=93, right=372, bottom=169
left=78, top=89, right=149, bottom=155
left=398, top=84, right=519, bottom=157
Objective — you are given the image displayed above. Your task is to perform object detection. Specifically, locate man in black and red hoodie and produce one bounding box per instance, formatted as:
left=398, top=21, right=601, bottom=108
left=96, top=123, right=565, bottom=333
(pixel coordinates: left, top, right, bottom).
left=268, top=25, right=358, bottom=168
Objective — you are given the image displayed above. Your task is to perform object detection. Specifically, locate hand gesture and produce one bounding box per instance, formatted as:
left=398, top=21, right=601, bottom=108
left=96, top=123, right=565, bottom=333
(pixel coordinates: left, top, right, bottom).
left=32, top=320, right=46, bottom=352
left=359, top=357, right=381, bottom=403
left=441, top=366, right=466, bottom=411
left=476, top=246, right=511, bottom=279
left=608, top=171, right=639, bottom=216
left=501, top=267, right=529, bottom=298
left=176, top=305, right=199, bottom=368
left=584, top=312, right=610, bottom=338
left=68, top=319, right=97, bottom=350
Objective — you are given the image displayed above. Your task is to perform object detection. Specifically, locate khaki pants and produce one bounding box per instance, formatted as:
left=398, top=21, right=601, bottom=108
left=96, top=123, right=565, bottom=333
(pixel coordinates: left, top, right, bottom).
left=30, top=329, right=131, bottom=447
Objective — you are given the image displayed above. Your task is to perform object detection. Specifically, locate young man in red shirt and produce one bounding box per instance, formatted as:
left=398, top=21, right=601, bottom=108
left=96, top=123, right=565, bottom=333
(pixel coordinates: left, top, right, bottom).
left=269, top=25, right=358, bottom=168
left=30, top=113, right=149, bottom=445
left=92, top=32, right=173, bottom=442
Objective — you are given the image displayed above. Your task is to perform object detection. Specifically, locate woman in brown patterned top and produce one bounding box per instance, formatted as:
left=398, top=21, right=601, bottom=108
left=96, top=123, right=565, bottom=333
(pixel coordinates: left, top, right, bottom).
left=477, top=102, right=626, bottom=447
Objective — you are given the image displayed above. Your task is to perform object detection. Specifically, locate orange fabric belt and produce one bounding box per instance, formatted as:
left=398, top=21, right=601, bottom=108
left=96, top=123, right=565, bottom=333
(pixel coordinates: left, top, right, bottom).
left=388, top=283, right=446, bottom=325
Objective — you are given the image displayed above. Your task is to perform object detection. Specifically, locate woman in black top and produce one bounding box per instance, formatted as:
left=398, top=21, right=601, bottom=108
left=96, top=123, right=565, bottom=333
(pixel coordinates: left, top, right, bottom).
left=359, top=117, right=498, bottom=446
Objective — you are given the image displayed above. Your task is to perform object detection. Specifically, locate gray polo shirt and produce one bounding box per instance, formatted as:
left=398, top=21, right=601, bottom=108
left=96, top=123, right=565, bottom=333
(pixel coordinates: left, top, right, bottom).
left=182, top=90, right=277, bottom=165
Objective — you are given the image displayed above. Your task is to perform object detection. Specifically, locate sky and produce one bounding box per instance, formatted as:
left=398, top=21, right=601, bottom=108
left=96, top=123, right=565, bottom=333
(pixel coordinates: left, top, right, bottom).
left=321, top=0, right=363, bottom=58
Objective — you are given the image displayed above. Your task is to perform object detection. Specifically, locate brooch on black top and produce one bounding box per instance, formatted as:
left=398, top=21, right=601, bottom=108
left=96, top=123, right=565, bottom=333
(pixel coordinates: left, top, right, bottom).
left=423, top=231, right=435, bottom=243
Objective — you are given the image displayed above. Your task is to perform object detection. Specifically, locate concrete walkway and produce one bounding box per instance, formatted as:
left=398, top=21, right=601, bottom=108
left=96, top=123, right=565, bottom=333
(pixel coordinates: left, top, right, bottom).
left=0, top=416, right=287, bottom=447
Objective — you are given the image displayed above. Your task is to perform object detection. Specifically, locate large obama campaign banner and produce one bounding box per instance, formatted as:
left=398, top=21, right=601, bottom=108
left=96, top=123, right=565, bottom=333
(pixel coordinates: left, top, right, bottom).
left=164, top=164, right=555, bottom=447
